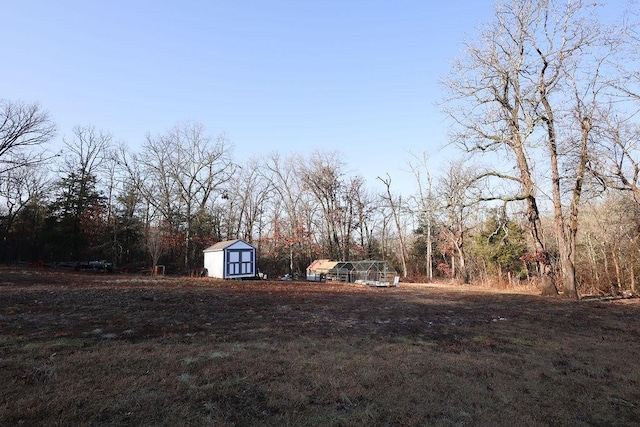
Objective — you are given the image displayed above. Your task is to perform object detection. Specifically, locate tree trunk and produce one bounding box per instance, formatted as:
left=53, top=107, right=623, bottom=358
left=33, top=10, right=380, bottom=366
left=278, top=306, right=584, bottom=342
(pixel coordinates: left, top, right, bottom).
left=511, top=140, right=558, bottom=296
left=289, top=244, right=294, bottom=275
left=451, top=255, right=455, bottom=280
left=426, top=218, right=433, bottom=282
left=540, top=274, right=558, bottom=297
left=456, top=245, right=469, bottom=284
left=558, top=242, right=578, bottom=299
left=611, top=246, right=622, bottom=294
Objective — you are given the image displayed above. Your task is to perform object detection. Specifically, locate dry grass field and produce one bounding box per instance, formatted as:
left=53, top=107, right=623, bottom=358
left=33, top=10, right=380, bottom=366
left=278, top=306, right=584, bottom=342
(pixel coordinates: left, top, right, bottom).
left=1, top=267, right=639, bottom=426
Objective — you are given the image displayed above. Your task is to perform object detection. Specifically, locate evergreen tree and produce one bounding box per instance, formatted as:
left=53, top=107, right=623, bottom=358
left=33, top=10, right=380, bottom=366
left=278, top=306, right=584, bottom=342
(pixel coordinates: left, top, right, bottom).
left=47, top=171, right=106, bottom=260
left=472, top=209, right=527, bottom=281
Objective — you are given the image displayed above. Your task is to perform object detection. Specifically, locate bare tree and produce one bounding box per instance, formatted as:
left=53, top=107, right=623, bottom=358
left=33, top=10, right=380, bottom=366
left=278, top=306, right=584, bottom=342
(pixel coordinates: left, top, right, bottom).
left=61, top=125, right=112, bottom=178
left=301, top=152, right=346, bottom=261
left=590, top=7, right=640, bottom=202
left=230, top=157, right=273, bottom=243
left=378, top=174, right=408, bottom=278
left=590, top=118, right=640, bottom=202
left=132, top=122, right=236, bottom=270
left=145, top=224, right=165, bottom=270
left=263, top=152, right=315, bottom=275
left=0, top=100, right=56, bottom=174
left=435, top=161, right=481, bottom=284
left=408, top=152, right=438, bottom=281
left=443, top=0, right=618, bottom=298
left=336, top=175, right=369, bottom=261
left=579, top=192, right=640, bottom=295
left=0, top=165, right=50, bottom=261
left=350, top=178, right=379, bottom=259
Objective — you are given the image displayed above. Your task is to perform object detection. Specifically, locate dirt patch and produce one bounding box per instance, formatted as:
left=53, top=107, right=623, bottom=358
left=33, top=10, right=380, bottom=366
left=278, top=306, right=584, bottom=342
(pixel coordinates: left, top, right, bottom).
left=1, top=267, right=639, bottom=425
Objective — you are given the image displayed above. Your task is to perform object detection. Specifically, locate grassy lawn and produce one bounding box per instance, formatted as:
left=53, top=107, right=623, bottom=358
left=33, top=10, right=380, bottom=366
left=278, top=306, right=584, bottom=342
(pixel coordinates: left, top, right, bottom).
left=1, top=268, right=639, bottom=426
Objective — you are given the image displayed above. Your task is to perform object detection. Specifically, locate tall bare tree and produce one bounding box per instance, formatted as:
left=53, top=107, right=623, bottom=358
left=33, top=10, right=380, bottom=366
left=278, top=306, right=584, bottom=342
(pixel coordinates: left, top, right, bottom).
left=435, top=161, right=481, bottom=284
left=263, top=153, right=316, bottom=274
left=589, top=9, right=640, bottom=203
left=0, top=100, right=56, bottom=174
left=230, top=157, right=273, bottom=243
left=301, top=152, right=346, bottom=261
left=131, top=122, right=235, bottom=270
left=61, top=125, right=112, bottom=179
left=443, top=0, right=618, bottom=298
left=350, top=178, right=379, bottom=260
left=408, top=152, right=438, bottom=281
left=378, top=174, right=408, bottom=278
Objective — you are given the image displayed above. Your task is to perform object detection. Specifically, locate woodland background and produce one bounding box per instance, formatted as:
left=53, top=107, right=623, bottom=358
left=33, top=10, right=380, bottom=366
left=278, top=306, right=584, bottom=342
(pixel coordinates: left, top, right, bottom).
left=2, top=0, right=640, bottom=299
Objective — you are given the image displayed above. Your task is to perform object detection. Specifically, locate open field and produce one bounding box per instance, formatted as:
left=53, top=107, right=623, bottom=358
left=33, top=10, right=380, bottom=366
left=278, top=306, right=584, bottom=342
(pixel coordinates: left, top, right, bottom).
left=1, top=268, right=639, bottom=426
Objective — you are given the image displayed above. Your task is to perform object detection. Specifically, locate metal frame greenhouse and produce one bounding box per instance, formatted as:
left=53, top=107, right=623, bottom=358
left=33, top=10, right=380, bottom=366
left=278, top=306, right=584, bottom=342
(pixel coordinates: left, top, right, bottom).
left=307, top=259, right=399, bottom=287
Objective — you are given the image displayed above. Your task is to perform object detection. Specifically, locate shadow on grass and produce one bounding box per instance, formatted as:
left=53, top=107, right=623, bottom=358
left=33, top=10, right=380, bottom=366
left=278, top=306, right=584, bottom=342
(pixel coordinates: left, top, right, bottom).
left=1, top=271, right=639, bottom=426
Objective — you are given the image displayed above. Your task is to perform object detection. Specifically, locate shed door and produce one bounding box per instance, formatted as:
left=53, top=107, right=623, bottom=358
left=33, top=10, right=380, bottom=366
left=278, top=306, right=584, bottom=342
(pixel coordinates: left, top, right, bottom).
left=226, top=249, right=253, bottom=276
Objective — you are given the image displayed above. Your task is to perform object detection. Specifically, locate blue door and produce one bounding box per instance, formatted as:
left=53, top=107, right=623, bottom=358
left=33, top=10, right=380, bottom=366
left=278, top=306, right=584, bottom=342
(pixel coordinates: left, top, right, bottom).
left=226, top=249, right=254, bottom=276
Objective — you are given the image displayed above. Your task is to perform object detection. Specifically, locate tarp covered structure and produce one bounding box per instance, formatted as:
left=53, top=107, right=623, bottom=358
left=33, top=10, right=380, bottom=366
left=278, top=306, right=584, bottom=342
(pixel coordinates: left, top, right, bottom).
left=307, top=259, right=398, bottom=286
left=306, top=259, right=338, bottom=281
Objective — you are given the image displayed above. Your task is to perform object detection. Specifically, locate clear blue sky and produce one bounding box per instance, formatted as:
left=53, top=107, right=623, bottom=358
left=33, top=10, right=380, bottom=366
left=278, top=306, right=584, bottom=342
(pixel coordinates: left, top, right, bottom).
left=2, top=1, right=494, bottom=192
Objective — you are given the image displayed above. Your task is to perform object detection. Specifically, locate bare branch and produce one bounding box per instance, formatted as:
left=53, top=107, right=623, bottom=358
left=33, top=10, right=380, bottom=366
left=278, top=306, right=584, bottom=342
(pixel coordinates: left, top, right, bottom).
left=0, top=100, right=56, bottom=174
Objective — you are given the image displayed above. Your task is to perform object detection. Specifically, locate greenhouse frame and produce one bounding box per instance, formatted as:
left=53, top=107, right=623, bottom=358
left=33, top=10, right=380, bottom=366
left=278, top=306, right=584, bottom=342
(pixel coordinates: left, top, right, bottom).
left=307, top=259, right=399, bottom=287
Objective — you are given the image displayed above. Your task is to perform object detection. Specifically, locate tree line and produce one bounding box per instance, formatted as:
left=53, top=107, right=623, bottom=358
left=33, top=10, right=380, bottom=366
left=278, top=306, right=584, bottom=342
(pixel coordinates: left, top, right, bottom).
left=2, top=0, right=640, bottom=299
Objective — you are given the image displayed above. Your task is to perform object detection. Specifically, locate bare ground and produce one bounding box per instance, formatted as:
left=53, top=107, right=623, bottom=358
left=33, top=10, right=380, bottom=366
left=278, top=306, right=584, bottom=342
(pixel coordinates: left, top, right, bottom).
left=1, top=267, right=639, bottom=426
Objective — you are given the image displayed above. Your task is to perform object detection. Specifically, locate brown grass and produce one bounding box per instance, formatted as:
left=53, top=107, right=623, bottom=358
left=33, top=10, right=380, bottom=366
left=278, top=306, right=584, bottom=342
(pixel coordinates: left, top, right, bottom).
left=1, top=267, right=639, bottom=426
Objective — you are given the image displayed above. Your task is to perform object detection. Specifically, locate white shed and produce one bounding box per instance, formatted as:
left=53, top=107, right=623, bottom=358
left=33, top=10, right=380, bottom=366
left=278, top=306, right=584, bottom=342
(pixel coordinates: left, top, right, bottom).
left=203, top=239, right=257, bottom=279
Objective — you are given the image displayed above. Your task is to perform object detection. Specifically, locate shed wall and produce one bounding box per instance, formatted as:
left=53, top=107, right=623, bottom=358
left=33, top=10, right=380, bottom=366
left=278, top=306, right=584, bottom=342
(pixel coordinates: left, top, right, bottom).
left=204, top=251, right=225, bottom=278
